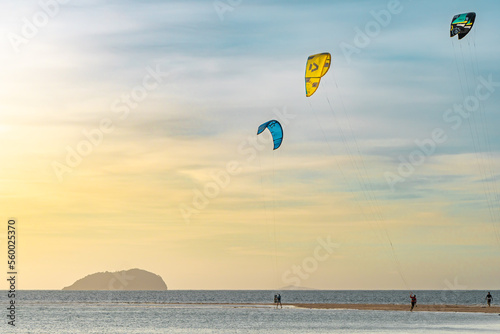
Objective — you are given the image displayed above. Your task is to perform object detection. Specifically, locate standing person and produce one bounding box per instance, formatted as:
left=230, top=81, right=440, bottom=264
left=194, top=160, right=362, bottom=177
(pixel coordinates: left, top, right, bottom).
left=273, top=294, right=277, bottom=308
left=277, top=293, right=282, bottom=309
left=486, top=292, right=492, bottom=307
left=410, top=293, right=417, bottom=312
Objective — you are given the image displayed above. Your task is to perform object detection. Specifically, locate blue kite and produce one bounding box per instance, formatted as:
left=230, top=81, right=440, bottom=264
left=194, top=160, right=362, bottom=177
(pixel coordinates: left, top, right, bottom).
left=257, top=120, right=283, bottom=150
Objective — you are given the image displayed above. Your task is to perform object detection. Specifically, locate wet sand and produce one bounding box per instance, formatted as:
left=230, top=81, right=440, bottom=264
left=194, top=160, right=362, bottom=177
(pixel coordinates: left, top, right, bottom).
left=291, top=303, right=500, bottom=314
left=174, top=303, right=500, bottom=314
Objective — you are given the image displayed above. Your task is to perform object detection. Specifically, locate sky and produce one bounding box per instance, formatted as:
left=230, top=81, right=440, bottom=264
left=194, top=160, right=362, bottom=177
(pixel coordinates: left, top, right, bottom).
left=1, top=0, right=500, bottom=290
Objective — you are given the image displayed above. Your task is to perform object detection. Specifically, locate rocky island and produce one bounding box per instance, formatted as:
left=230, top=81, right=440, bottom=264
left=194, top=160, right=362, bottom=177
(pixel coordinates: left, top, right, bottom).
left=62, top=268, right=167, bottom=290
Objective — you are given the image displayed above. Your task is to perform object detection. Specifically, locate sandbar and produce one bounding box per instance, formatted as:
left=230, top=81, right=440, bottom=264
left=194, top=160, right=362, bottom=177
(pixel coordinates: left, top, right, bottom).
left=291, top=303, right=500, bottom=314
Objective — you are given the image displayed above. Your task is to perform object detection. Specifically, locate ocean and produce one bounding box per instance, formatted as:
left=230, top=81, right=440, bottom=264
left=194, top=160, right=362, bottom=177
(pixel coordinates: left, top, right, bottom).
left=1, top=290, right=499, bottom=333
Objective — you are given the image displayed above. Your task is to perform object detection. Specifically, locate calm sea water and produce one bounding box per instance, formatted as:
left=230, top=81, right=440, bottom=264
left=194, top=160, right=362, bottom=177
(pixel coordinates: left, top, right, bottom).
left=1, top=290, right=498, bottom=333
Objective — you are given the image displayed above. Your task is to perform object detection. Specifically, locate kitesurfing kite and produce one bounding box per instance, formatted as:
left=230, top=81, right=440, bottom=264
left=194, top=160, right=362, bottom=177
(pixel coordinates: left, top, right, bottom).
left=257, top=120, right=283, bottom=150
left=305, top=53, right=331, bottom=97
left=450, top=12, right=476, bottom=40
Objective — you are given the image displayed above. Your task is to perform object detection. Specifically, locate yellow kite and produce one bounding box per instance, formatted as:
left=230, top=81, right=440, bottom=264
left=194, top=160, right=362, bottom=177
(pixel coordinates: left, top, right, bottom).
left=305, top=53, right=331, bottom=97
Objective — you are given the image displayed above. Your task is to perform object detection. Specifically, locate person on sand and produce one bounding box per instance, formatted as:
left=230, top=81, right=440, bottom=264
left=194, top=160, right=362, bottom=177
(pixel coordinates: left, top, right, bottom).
left=274, top=294, right=277, bottom=307
left=277, top=293, right=282, bottom=309
left=486, top=292, right=492, bottom=307
left=410, top=293, right=417, bottom=311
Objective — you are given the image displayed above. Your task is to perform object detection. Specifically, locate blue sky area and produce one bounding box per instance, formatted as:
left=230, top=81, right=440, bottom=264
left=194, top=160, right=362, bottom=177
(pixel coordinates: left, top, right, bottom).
left=0, top=0, right=499, bottom=289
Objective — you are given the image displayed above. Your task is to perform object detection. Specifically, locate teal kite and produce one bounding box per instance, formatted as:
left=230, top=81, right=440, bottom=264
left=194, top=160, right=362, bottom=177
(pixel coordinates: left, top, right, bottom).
left=257, top=120, right=283, bottom=150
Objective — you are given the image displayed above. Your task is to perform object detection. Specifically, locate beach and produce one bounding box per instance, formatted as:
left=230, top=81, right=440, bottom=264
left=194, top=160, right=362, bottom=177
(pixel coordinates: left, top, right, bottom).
left=186, top=302, right=500, bottom=314
left=292, top=303, right=500, bottom=314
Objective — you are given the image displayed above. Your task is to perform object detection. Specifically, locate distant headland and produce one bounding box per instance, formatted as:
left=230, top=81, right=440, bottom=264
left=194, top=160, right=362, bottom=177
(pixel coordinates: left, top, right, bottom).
left=62, top=268, right=167, bottom=290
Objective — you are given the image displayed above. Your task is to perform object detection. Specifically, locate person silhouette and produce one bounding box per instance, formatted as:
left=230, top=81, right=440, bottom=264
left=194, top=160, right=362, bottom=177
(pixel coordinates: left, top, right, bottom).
left=410, top=293, right=417, bottom=311
left=486, top=292, right=492, bottom=307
